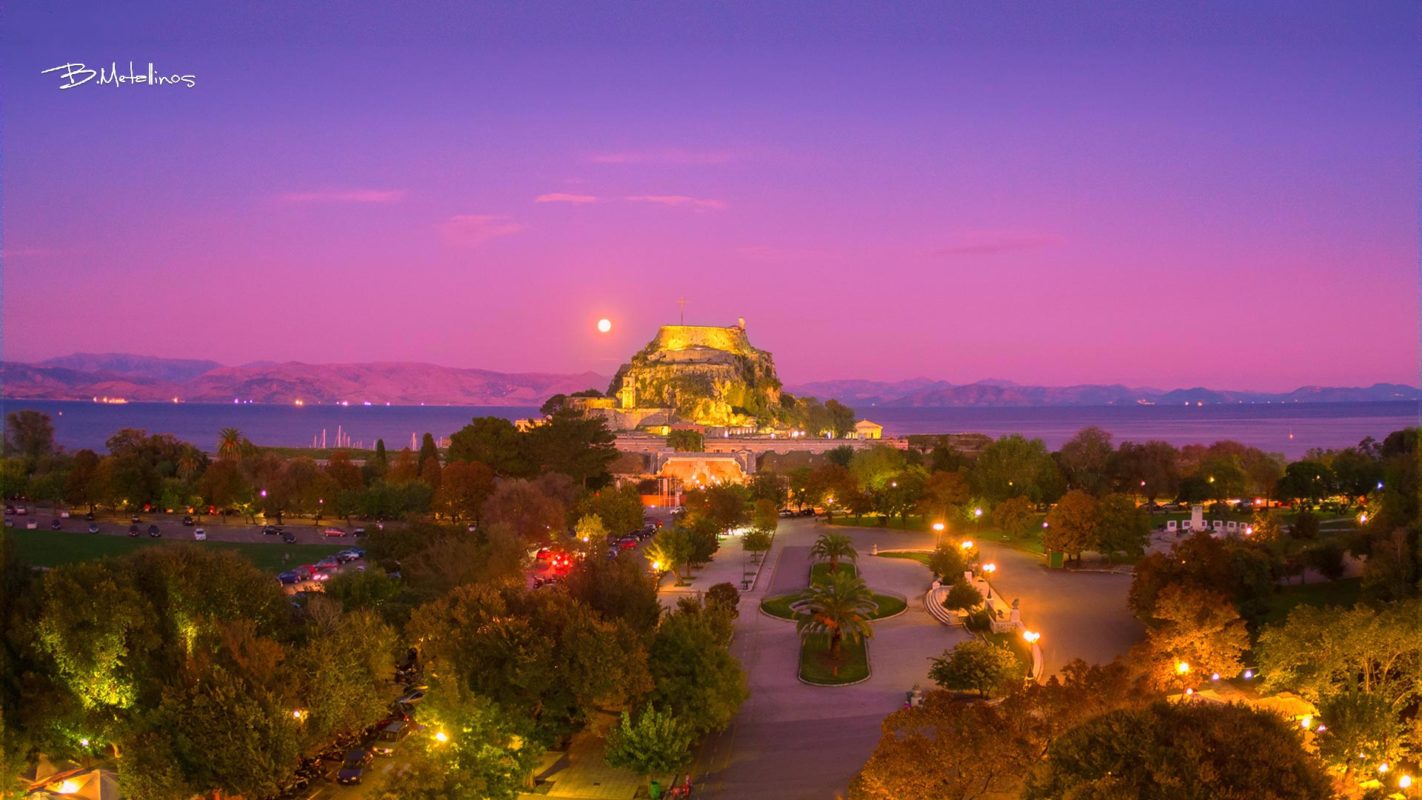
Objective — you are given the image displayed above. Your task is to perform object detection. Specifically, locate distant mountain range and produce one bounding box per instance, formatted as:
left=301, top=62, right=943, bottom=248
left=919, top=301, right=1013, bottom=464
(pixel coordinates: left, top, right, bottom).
left=1, top=354, right=608, bottom=407
left=1, top=353, right=1416, bottom=408
left=784, top=378, right=1421, bottom=407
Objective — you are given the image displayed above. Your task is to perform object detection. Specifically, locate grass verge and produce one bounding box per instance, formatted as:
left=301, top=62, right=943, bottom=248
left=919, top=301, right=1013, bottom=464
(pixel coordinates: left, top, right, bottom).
left=799, top=635, right=869, bottom=685
left=5, top=529, right=345, bottom=573
left=1260, top=577, right=1363, bottom=627
left=760, top=589, right=905, bottom=621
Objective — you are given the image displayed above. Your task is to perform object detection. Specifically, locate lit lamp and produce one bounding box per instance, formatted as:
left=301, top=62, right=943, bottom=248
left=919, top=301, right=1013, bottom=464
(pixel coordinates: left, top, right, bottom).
left=982, top=563, right=996, bottom=599
left=1399, top=775, right=1412, bottom=790
left=434, top=731, right=449, bottom=744
left=1022, top=630, right=1040, bottom=644
left=1176, top=661, right=1190, bottom=676
left=960, top=540, right=974, bottom=550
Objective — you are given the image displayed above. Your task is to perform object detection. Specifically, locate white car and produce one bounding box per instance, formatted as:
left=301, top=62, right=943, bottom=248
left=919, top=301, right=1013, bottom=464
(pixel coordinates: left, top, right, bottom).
left=193, top=528, right=207, bottom=541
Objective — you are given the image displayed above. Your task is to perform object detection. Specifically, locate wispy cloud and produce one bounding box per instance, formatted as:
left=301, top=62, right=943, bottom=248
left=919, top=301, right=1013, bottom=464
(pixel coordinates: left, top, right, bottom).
left=928, top=231, right=1062, bottom=257
left=438, top=215, right=525, bottom=247
left=591, top=149, right=736, bottom=165
left=534, top=193, right=599, bottom=204
left=278, top=189, right=408, bottom=204
left=626, top=195, right=726, bottom=211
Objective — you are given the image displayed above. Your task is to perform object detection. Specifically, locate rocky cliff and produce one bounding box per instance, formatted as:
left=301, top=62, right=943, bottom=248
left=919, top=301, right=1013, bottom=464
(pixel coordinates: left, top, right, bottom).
left=606, top=324, right=786, bottom=427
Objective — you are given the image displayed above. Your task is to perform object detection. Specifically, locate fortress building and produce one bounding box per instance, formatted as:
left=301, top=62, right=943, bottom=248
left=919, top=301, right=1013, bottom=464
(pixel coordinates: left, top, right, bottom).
left=594, top=319, right=785, bottom=431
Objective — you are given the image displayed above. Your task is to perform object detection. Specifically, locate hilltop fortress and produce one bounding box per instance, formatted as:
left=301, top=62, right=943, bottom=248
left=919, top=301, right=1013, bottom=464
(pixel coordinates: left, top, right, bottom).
left=599, top=319, right=786, bottom=431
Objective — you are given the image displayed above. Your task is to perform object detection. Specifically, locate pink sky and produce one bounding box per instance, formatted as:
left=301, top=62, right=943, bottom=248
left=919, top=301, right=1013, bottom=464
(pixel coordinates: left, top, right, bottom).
left=2, top=2, right=1417, bottom=391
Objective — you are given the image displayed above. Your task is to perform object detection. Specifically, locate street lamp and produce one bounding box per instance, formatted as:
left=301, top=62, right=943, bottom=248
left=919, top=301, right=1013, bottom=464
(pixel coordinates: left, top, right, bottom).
left=1176, top=661, right=1190, bottom=676
left=434, top=731, right=449, bottom=744
left=932, top=521, right=945, bottom=546
left=982, top=563, right=996, bottom=599
left=1022, top=630, right=1040, bottom=644
left=960, top=540, right=974, bottom=550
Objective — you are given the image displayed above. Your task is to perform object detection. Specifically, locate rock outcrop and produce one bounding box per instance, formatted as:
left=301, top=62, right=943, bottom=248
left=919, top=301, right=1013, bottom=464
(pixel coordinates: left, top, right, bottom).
left=606, top=322, right=785, bottom=427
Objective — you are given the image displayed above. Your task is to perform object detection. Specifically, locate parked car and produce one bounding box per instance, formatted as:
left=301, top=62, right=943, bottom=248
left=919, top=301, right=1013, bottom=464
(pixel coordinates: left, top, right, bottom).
left=193, top=528, right=207, bottom=541
left=280, top=530, right=298, bottom=543
left=351, top=527, right=367, bottom=537
left=128, top=525, right=141, bottom=537
left=130, top=515, right=140, bottom=524
left=336, top=749, right=372, bottom=785
left=277, top=570, right=300, bottom=585
left=394, top=689, right=425, bottom=707
left=181, top=516, right=195, bottom=526
left=336, top=548, right=365, bottom=563
left=315, top=557, right=341, bottom=572
left=293, top=564, right=318, bottom=580
left=371, top=720, right=412, bottom=757
left=323, top=527, right=347, bottom=538
left=13, top=506, right=27, bottom=516
left=147, top=525, right=161, bottom=538
left=84, top=512, right=95, bottom=521
left=25, top=521, right=38, bottom=530
left=778, top=508, right=796, bottom=518
left=3, top=505, right=14, bottom=515
left=87, top=524, right=100, bottom=534
left=263, top=525, right=282, bottom=536
left=49, top=519, right=62, bottom=530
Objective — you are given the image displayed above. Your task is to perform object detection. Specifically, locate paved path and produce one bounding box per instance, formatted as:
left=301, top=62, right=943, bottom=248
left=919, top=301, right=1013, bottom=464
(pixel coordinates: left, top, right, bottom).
left=695, top=519, right=966, bottom=800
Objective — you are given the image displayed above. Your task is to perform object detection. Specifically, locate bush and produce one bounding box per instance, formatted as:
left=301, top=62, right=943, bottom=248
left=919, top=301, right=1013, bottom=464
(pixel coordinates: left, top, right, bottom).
left=942, top=580, right=983, bottom=613
left=964, top=607, right=994, bottom=632
left=705, top=583, right=741, bottom=618
left=929, top=639, right=1022, bottom=698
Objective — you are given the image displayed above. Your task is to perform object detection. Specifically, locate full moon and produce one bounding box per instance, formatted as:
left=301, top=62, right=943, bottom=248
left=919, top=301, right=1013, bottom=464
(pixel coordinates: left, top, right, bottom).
left=597, top=318, right=613, bottom=333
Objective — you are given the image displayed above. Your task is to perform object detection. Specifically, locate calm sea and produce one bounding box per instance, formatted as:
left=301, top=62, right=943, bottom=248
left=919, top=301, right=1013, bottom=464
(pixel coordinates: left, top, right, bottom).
left=0, top=400, right=1416, bottom=459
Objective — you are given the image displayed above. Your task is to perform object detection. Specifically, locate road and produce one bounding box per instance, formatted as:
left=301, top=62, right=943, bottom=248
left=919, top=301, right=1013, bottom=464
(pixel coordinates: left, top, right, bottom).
left=694, top=518, right=1145, bottom=800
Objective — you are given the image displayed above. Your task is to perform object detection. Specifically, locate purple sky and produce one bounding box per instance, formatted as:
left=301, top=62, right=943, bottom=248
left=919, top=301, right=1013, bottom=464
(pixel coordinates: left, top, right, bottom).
left=3, top=2, right=1418, bottom=391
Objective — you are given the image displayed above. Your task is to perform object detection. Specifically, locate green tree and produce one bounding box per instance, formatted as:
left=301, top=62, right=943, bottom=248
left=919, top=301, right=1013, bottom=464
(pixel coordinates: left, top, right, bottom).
left=1057, top=426, right=1114, bottom=496
left=792, top=571, right=877, bottom=673
left=3, top=411, right=54, bottom=463
left=666, top=429, right=705, bottom=452
left=603, top=707, right=696, bottom=787
left=1094, top=493, right=1150, bottom=559
left=941, top=580, right=983, bottom=613
left=1023, top=701, right=1331, bottom=800
left=989, top=496, right=1037, bottom=541
left=448, top=417, right=530, bottom=477
left=378, top=683, right=542, bottom=800
left=810, top=533, right=857, bottom=574
left=1044, top=490, right=1099, bottom=561
left=742, top=528, right=773, bottom=562
left=216, top=427, right=246, bottom=461
left=1135, top=584, right=1249, bottom=691
left=433, top=459, right=495, bottom=521
left=645, top=527, right=695, bottom=580
left=648, top=603, right=747, bottom=735
left=523, top=410, right=618, bottom=488
left=705, top=583, right=740, bottom=618
left=1110, top=440, right=1179, bottom=502
left=926, top=542, right=969, bottom=582
left=972, top=434, right=1062, bottom=504
left=1256, top=601, right=1420, bottom=711
left=575, top=485, right=645, bottom=539
left=565, top=549, right=661, bottom=632
left=919, top=469, right=970, bottom=525
left=929, top=639, right=1022, bottom=698
left=751, top=498, right=779, bottom=535
left=1315, top=691, right=1404, bottom=781
left=482, top=478, right=568, bottom=544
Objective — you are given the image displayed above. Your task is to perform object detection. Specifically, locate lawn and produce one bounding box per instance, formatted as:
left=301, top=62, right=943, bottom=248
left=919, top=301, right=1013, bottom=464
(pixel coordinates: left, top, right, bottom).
left=799, top=634, right=870, bottom=685
left=4, top=529, right=345, bottom=573
left=760, top=561, right=907, bottom=621
left=827, top=514, right=1047, bottom=555
left=875, top=551, right=932, bottom=567
left=1260, top=577, right=1363, bottom=627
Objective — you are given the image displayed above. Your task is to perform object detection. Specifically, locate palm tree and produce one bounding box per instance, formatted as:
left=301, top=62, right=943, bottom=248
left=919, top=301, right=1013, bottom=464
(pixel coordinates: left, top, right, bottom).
left=792, top=570, right=878, bottom=674
left=810, top=533, right=858, bottom=574
left=217, top=428, right=246, bottom=461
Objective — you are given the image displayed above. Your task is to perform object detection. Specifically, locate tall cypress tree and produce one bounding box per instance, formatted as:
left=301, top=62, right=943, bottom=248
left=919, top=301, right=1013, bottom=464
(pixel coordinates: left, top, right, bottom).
left=417, top=433, right=439, bottom=475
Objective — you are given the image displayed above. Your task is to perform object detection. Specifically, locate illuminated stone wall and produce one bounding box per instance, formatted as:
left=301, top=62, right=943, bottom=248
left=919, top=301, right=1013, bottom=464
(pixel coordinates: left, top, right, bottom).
left=652, top=324, right=750, bottom=354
